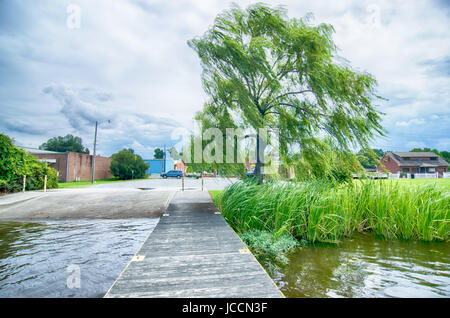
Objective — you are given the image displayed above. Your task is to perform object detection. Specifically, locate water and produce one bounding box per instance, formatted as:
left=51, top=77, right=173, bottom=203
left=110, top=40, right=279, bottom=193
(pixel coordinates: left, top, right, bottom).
left=1, top=220, right=448, bottom=298
left=0, top=219, right=159, bottom=298
left=273, top=233, right=450, bottom=298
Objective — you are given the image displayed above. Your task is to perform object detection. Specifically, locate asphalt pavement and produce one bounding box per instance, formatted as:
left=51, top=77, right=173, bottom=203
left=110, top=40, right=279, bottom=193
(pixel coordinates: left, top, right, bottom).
left=0, top=177, right=238, bottom=220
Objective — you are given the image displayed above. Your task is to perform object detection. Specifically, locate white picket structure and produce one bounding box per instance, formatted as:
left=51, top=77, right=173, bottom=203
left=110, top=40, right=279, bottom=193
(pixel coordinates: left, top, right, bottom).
left=353, top=171, right=445, bottom=179
left=388, top=172, right=440, bottom=179
left=389, top=172, right=400, bottom=179
left=414, top=172, right=438, bottom=179
left=355, top=171, right=445, bottom=179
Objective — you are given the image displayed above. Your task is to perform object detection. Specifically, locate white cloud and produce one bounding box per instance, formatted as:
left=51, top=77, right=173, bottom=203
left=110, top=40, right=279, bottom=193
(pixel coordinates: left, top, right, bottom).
left=1, top=0, right=449, bottom=155
left=395, top=118, right=426, bottom=127
left=406, top=141, right=426, bottom=149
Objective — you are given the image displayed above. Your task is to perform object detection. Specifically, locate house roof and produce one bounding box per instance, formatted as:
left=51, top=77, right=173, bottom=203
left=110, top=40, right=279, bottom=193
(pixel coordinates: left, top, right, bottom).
left=387, top=152, right=448, bottom=167
left=19, top=146, right=65, bottom=155
left=392, top=152, right=438, bottom=158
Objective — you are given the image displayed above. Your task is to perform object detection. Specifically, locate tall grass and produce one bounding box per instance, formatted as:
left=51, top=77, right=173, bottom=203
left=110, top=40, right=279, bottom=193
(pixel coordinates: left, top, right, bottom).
left=216, top=180, right=449, bottom=243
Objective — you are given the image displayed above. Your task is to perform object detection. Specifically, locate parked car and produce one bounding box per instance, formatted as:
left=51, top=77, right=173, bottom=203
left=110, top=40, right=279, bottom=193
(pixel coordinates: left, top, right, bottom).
left=161, top=170, right=183, bottom=179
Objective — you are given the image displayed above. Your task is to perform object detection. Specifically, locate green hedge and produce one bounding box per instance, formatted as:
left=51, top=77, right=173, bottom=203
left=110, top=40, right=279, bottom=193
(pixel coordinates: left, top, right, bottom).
left=0, top=134, right=59, bottom=193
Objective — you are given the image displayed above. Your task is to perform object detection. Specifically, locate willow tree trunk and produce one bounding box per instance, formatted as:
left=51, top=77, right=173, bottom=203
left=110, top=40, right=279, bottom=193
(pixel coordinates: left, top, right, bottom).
left=254, top=132, right=266, bottom=185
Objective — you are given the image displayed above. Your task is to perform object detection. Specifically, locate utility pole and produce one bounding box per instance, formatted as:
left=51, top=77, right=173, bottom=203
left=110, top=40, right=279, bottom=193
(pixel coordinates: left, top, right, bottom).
left=91, top=121, right=98, bottom=184
left=163, top=144, right=166, bottom=173
left=91, top=119, right=110, bottom=184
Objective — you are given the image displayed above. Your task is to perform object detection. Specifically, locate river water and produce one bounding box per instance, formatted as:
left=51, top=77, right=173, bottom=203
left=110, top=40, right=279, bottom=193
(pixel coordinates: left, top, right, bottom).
left=1, top=220, right=448, bottom=298
left=273, top=233, right=450, bottom=298
left=0, top=219, right=159, bottom=297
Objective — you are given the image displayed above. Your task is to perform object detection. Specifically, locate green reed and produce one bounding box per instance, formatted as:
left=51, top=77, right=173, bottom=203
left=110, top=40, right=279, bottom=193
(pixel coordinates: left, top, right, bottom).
left=217, top=180, right=449, bottom=243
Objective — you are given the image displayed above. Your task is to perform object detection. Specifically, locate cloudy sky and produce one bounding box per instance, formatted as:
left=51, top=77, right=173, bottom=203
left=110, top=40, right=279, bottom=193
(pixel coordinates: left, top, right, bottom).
left=1, top=0, right=449, bottom=158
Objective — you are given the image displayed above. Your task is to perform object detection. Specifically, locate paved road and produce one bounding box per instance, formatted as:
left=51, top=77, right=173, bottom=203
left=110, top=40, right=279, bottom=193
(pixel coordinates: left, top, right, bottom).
left=0, top=178, right=238, bottom=220
left=91, top=177, right=238, bottom=191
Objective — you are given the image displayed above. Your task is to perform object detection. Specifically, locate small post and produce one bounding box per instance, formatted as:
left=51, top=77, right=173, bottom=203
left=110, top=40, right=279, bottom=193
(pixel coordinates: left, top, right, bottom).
left=91, top=120, right=98, bottom=184
left=44, top=175, right=47, bottom=192
left=182, top=173, right=185, bottom=191
left=22, top=175, right=26, bottom=192
left=201, top=172, right=204, bottom=191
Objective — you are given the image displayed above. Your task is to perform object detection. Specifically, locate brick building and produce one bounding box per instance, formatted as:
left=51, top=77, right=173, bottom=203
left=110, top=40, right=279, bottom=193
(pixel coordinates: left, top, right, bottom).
left=21, top=147, right=113, bottom=182
left=377, top=152, right=449, bottom=177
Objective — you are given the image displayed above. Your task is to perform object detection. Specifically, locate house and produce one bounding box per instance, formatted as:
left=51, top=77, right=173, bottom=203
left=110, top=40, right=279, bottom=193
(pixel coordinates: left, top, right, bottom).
left=174, top=160, right=187, bottom=173
left=20, top=147, right=113, bottom=182
left=245, top=158, right=256, bottom=173
left=377, top=152, right=449, bottom=177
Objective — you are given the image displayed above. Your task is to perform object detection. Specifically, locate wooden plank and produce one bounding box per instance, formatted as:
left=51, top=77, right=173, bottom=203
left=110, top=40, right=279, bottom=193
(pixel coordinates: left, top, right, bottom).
left=104, top=190, right=284, bottom=298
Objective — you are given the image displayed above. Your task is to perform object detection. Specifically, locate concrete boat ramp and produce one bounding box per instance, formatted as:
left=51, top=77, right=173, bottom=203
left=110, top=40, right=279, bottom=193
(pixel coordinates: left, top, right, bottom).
left=104, top=190, right=283, bottom=298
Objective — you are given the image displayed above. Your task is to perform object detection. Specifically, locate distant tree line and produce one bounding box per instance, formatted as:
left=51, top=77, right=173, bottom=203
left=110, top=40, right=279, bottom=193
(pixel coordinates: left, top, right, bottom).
left=39, top=134, right=89, bottom=154
left=153, top=148, right=164, bottom=159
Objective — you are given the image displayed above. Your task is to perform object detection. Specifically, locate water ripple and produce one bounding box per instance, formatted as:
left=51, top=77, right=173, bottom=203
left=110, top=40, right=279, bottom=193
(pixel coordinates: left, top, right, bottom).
left=0, top=219, right=159, bottom=298
left=274, top=233, right=450, bottom=298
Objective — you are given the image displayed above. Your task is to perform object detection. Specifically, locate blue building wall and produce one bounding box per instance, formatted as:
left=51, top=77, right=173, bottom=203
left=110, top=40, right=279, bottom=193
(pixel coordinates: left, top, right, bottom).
left=144, top=159, right=175, bottom=175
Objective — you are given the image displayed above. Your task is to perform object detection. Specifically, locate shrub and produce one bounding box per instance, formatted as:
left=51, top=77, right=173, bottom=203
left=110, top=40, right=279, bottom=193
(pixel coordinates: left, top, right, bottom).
left=0, top=134, right=59, bottom=193
left=110, top=148, right=150, bottom=180
left=0, top=179, right=7, bottom=194
left=240, top=230, right=302, bottom=275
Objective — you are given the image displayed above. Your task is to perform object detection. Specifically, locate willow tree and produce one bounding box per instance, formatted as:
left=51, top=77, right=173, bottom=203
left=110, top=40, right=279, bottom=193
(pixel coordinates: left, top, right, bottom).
left=188, top=3, right=384, bottom=182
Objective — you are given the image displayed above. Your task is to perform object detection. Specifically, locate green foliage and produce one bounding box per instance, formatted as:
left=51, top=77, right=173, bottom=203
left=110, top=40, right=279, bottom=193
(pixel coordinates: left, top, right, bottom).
left=153, top=148, right=164, bottom=159
left=240, top=230, right=302, bottom=274
left=0, top=179, right=7, bottom=193
left=110, top=149, right=150, bottom=180
left=188, top=3, right=385, bottom=180
left=441, top=151, right=450, bottom=163
left=0, top=134, right=59, bottom=193
left=217, top=180, right=449, bottom=243
left=287, top=139, right=362, bottom=183
left=209, top=190, right=223, bottom=203
left=410, top=147, right=441, bottom=155
left=357, top=148, right=384, bottom=169
left=39, top=134, right=89, bottom=154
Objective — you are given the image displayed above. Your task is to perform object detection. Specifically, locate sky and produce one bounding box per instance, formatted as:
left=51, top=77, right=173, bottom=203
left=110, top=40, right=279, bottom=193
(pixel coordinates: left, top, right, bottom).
left=0, top=0, right=449, bottom=159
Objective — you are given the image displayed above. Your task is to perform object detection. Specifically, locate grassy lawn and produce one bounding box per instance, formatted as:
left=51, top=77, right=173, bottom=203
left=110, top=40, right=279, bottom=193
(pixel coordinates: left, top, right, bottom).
left=209, top=190, right=223, bottom=202
left=385, top=178, right=450, bottom=190
left=58, top=177, right=151, bottom=189
left=210, top=178, right=450, bottom=199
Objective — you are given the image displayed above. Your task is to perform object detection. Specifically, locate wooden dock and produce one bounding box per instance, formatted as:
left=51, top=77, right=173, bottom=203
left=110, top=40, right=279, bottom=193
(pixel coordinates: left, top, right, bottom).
left=104, top=190, right=284, bottom=298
